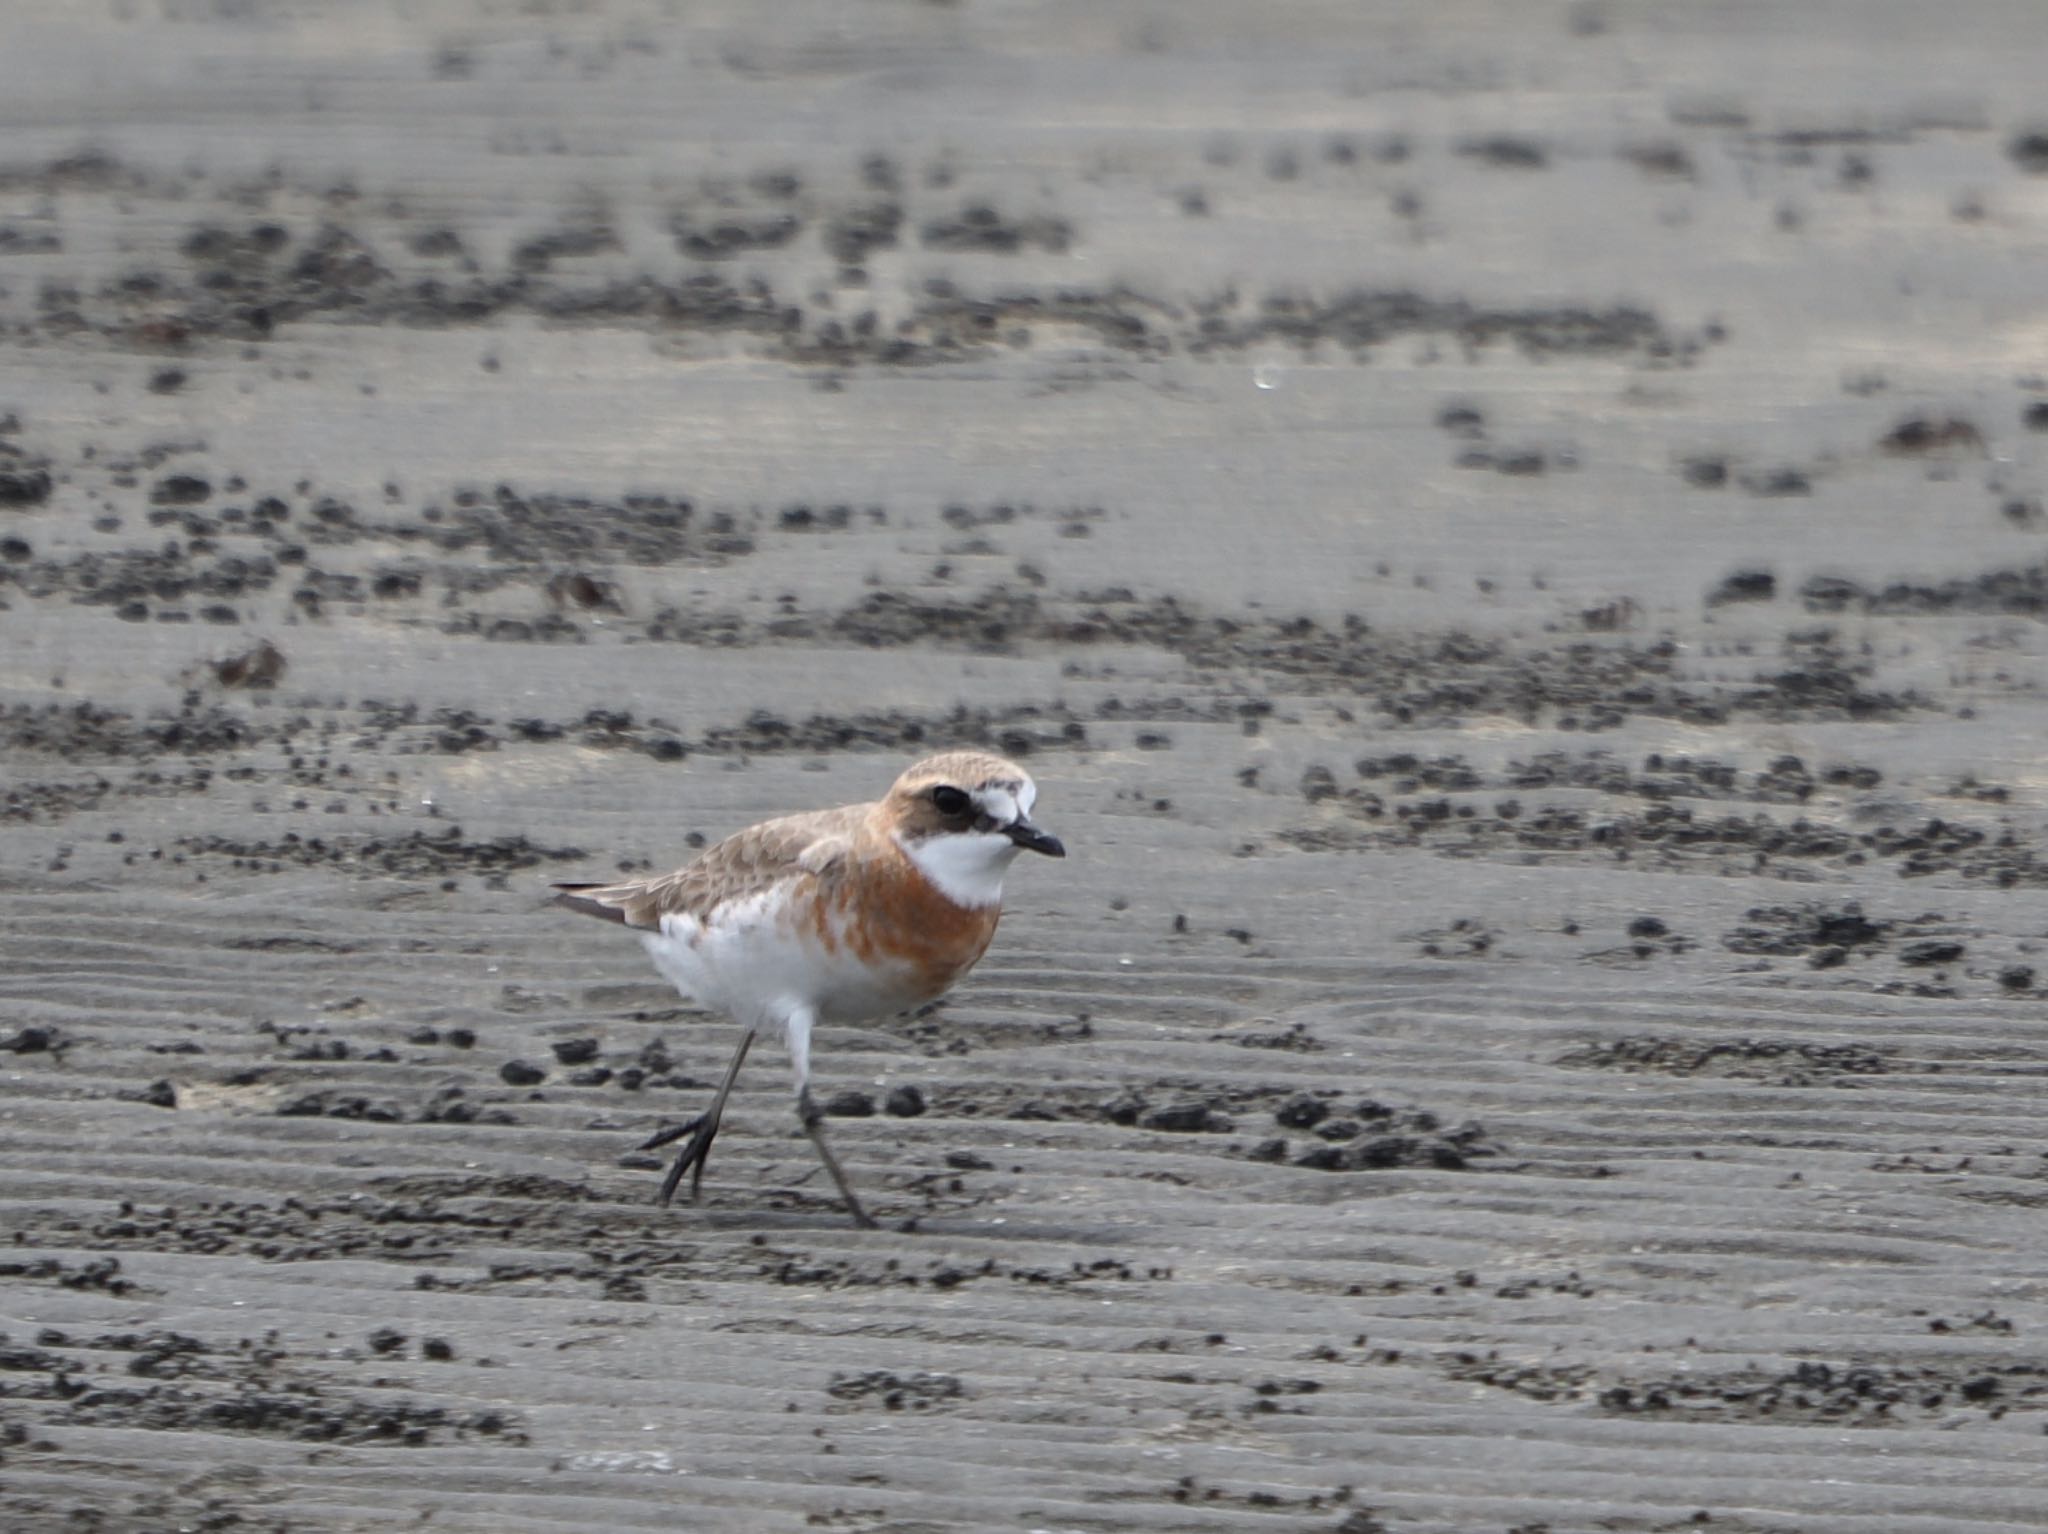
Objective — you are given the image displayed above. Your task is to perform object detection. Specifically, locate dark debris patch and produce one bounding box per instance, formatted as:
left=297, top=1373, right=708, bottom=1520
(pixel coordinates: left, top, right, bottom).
left=277, top=1092, right=406, bottom=1123
left=649, top=587, right=1919, bottom=731
left=1218, top=1020, right=1322, bottom=1052
left=1722, top=902, right=1891, bottom=957
left=0, top=699, right=257, bottom=759
left=999, top=1086, right=1237, bottom=1132
left=671, top=211, right=802, bottom=261
left=15, top=1186, right=599, bottom=1271
left=825, top=1370, right=965, bottom=1411
left=505, top=700, right=1095, bottom=766
left=174, top=827, right=584, bottom=881
left=1798, top=560, right=2048, bottom=620
left=0, top=190, right=1722, bottom=373
left=1207, top=289, right=1687, bottom=362
left=1557, top=1035, right=1894, bottom=1085
left=1438, top=1349, right=2044, bottom=1427
left=1596, top=1357, right=2048, bottom=1426
left=759, top=1251, right=1168, bottom=1293
left=693, top=702, right=1092, bottom=759
left=10, top=1329, right=211, bottom=1388
left=48, top=1377, right=527, bottom=1446
left=0, top=1338, right=74, bottom=1376
left=1722, top=902, right=1985, bottom=966
left=1878, top=417, right=1984, bottom=456
left=4, top=534, right=281, bottom=615
left=404, top=487, right=750, bottom=567
left=1287, top=1106, right=1502, bottom=1173
left=1440, top=1353, right=1599, bottom=1405
left=370, top=1173, right=609, bottom=1203
left=1412, top=918, right=1501, bottom=960
left=1295, top=794, right=1867, bottom=870
left=919, top=204, right=1071, bottom=254
left=1287, top=747, right=2048, bottom=890
left=0, top=1257, right=138, bottom=1296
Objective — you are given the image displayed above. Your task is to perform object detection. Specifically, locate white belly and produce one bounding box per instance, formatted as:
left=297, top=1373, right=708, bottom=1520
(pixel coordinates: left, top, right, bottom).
left=638, top=899, right=928, bottom=1029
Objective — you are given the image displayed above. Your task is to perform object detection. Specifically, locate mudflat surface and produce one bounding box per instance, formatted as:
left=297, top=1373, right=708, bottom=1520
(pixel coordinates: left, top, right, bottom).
left=6, top=5, right=2048, bottom=1531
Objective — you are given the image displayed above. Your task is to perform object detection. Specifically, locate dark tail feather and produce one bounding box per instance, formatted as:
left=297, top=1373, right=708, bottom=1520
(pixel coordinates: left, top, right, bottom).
left=550, top=883, right=633, bottom=926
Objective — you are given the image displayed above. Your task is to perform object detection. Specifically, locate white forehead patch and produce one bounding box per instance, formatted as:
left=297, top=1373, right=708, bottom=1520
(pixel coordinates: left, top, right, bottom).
left=974, top=785, right=1021, bottom=826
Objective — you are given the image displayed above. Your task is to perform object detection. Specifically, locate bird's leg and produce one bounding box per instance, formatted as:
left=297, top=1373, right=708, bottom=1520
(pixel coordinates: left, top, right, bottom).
left=799, top=1086, right=877, bottom=1230
left=641, top=1028, right=755, bottom=1207
left=782, top=1005, right=877, bottom=1229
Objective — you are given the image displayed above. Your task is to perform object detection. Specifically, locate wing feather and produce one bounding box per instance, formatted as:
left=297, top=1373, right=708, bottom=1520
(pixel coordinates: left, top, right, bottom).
left=550, top=804, right=864, bottom=929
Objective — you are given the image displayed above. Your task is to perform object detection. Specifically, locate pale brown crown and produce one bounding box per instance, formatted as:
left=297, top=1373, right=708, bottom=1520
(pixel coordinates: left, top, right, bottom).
left=879, top=751, right=1033, bottom=841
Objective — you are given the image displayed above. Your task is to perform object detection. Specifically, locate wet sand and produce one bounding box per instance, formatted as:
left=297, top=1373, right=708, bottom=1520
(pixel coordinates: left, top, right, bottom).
left=5, top=5, right=2048, bottom=1531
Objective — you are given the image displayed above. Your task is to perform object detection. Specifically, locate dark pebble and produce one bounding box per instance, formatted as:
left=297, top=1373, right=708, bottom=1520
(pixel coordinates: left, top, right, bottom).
left=1275, top=1093, right=1329, bottom=1129
left=884, top=1084, right=927, bottom=1117
left=0, top=469, right=52, bottom=506
left=1142, top=1102, right=1214, bottom=1133
left=1898, top=940, right=1964, bottom=967
left=150, top=474, right=212, bottom=506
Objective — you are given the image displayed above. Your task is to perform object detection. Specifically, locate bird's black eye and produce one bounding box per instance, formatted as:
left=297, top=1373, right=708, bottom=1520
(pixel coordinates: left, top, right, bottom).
left=931, top=785, right=971, bottom=817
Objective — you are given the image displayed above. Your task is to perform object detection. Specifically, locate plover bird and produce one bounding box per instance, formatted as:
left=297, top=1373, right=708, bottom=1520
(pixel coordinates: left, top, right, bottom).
left=552, top=751, right=1064, bottom=1228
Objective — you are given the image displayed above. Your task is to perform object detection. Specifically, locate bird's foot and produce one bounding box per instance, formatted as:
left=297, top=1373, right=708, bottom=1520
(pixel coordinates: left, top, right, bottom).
left=641, top=1111, right=723, bottom=1208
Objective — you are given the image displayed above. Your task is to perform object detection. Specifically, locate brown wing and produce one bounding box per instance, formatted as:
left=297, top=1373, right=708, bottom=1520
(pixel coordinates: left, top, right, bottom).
left=550, top=804, right=864, bottom=930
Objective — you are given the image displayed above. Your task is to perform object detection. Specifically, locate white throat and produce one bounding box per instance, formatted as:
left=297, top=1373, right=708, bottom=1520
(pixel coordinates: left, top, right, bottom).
left=897, top=829, right=1019, bottom=909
